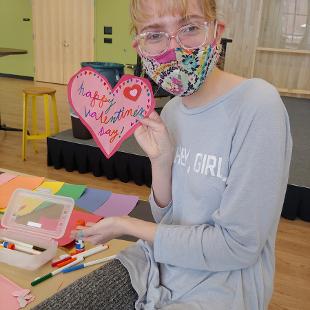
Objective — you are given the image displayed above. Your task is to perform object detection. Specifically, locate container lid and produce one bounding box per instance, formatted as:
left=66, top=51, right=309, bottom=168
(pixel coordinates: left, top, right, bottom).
left=1, top=189, right=74, bottom=239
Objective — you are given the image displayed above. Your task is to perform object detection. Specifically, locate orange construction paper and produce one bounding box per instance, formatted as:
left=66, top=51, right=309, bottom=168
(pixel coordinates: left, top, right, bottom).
left=0, top=176, right=44, bottom=210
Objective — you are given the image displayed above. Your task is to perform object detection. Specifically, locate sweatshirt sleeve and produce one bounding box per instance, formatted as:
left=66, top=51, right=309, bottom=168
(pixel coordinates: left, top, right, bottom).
left=149, top=190, right=172, bottom=223
left=153, top=90, right=292, bottom=271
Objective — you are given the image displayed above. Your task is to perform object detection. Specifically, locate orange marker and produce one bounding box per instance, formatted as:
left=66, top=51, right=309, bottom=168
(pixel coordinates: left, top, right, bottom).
left=56, top=257, right=77, bottom=268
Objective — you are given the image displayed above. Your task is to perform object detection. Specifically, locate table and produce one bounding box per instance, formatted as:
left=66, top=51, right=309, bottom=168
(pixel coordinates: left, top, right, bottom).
left=0, top=168, right=145, bottom=308
left=0, top=47, right=28, bottom=132
left=0, top=239, right=133, bottom=309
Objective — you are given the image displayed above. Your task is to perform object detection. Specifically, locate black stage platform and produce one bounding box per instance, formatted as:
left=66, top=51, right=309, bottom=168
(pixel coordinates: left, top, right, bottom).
left=47, top=129, right=152, bottom=187
left=47, top=130, right=310, bottom=222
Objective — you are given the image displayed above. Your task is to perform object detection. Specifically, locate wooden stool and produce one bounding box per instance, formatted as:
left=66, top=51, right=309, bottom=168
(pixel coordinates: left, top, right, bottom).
left=22, top=87, right=59, bottom=160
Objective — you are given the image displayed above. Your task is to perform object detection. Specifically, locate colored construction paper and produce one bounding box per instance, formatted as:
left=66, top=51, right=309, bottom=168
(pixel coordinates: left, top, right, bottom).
left=0, top=176, right=44, bottom=211
left=35, top=181, right=65, bottom=194
left=0, top=173, right=17, bottom=186
left=39, top=215, right=59, bottom=230
left=68, top=67, right=155, bottom=158
left=56, top=183, right=86, bottom=200
left=94, top=193, right=139, bottom=217
left=57, top=209, right=102, bottom=246
left=75, top=188, right=112, bottom=213
left=0, top=275, right=35, bottom=309
left=15, top=196, right=42, bottom=216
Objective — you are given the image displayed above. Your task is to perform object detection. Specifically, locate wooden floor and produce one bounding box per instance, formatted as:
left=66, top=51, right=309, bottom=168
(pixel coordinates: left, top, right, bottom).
left=0, top=77, right=310, bottom=310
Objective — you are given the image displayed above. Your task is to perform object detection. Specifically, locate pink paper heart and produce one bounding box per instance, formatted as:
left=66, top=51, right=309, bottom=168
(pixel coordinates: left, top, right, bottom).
left=12, top=289, right=30, bottom=297
left=68, top=67, right=155, bottom=158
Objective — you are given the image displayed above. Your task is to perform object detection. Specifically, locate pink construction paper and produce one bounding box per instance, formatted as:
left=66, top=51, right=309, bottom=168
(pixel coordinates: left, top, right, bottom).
left=94, top=193, right=139, bottom=217
left=0, top=275, right=34, bottom=310
left=68, top=67, right=155, bottom=158
left=39, top=216, right=59, bottom=230
left=57, top=209, right=102, bottom=246
left=0, top=173, right=17, bottom=186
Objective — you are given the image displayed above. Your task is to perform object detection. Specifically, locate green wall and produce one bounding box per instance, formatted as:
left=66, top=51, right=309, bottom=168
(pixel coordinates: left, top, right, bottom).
left=0, top=0, right=136, bottom=78
left=0, top=0, right=34, bottom=77
left=95, top=0, right=137, bottom=67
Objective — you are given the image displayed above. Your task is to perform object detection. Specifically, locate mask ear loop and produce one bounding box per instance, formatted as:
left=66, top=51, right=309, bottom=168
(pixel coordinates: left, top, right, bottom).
left=213, top=20, right=218, bottom=40
left=210, top=20, right=218, bottom=47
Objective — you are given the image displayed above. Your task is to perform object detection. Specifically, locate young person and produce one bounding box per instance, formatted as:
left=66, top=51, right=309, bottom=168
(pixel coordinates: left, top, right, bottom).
left=34, top=0, right=292, bottom=309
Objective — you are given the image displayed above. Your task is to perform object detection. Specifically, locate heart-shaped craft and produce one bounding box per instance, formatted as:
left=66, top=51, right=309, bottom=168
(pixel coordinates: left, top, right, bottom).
left=68, top=67, right=155, bottom=158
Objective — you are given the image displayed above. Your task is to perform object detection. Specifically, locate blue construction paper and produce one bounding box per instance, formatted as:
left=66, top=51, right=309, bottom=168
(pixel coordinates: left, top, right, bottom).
left=75, top=188, right=112, bottom=213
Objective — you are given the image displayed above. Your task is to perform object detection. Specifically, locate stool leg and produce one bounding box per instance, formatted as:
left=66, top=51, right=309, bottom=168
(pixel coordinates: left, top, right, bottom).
left=31, top=95, right=39, bottom=153
left=51, top=93, right=59, bottom=134
left=22, top=93, right=29, bottom=160
left=43, top=94, right=51, bottom=137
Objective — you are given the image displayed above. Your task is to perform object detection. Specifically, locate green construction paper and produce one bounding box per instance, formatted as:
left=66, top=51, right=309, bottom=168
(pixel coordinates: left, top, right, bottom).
left=56, top=183, right=86, bottom=200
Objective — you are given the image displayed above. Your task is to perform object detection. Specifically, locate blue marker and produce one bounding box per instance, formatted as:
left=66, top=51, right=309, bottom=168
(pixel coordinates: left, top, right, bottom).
left=62, top=255, right=116, bottom=273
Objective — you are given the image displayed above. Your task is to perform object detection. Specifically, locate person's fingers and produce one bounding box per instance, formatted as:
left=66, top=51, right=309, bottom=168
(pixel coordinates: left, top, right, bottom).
left=81, top=222, right=103, bottom=237
left=148, top=111, right=161, bottom=121
left=139, top=117, right=163, bottom=131
left=83, top=235, right=103, bottom=245
left=70, top=229, right=78, bottom=238
left=134, top=124, right=146, bottom=136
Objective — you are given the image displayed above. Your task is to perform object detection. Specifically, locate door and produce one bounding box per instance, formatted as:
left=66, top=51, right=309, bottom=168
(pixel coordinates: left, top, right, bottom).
left=32, top=0, right=94, bottom=84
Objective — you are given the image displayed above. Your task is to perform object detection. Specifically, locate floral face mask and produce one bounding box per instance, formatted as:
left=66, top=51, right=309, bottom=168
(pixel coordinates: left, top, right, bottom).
left=141, top=42, right=222, bottom=97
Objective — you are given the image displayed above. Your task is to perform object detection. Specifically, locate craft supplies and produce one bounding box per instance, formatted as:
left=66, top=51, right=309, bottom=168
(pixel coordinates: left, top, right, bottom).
left=73, top=244, right=109, bottom=259
left=51, top=244, right=109, bottom=267
left=0, top=189, right=74, bottom=270
left=56, top=257, right=77, bottom=268
left=51, top=255, right=71, bottom=267
left=63, top=255, right=116, bottom=273
left=74, top=219, right=86, bottom=254
left=1, top=241, right=15, bottom=250
left=31, top=257, right=84, bottom=286
left=0, top=238, right=45, bottom=252
left=0, top=275, right=35, bottom=309
left=0, top=241, right=41, bottom=255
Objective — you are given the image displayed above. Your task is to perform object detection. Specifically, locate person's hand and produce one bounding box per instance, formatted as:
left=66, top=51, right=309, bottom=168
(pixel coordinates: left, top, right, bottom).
left=135, top=111, right=174, bottom=166
left=70, top=217, right=123, bottom=245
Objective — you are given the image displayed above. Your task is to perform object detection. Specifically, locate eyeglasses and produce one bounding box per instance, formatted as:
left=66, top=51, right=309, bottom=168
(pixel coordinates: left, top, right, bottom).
left=135, top=21, right=216, bottom=57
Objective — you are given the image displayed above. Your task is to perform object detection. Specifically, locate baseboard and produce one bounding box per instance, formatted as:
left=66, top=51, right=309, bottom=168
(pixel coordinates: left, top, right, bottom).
left=0, top=73, right=33, bottom=80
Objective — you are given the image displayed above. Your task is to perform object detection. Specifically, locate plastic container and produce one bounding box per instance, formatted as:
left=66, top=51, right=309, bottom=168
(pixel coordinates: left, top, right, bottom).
left=80, top=62, right=124, bottom=87
left=0, top=189, right=74, bottom=270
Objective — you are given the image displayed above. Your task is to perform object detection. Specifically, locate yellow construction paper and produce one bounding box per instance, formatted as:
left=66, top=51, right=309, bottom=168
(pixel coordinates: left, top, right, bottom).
left=35, top=181, right=65, bottom=194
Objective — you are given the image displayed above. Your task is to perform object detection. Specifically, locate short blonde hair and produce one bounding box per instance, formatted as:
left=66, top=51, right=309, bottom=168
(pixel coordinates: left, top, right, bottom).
left=130, top=0, right=217, bottom=34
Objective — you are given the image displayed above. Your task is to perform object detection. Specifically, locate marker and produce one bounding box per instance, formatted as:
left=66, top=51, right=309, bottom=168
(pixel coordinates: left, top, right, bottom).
left=72, top=244, right=109, bottom=259
left=1, top=241, right=15, bottom=250
left=51, top=255, right=71, bottom=267
left=0, top=242, right=41, bottom=255
left=51, top=244, right=108, bottom=267
left=0, top=238, right=45, bottom=252
left=31, top=257, right=84, bottom=286
left=56, top=257, right=77, bottom=268
left=63, top=255, right=116, bottom=273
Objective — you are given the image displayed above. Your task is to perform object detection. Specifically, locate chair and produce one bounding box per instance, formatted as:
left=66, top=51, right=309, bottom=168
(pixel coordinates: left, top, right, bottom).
left=22, top=87, right=59, bottom=160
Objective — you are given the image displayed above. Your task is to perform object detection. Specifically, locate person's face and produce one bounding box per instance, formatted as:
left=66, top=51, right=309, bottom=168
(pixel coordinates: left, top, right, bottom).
left=132, top=0, right=224, bottom=53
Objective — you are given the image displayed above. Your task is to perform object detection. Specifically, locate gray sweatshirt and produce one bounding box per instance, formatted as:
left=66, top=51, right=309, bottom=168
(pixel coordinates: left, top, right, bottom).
left=117, top=78, right=292, bottom=310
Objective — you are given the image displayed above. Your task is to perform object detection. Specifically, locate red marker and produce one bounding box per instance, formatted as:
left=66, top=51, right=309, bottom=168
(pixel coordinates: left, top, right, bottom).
left=51, top=256, right=71, bottom=267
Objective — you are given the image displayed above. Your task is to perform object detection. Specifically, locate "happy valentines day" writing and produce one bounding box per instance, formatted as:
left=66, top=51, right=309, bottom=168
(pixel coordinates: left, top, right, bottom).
left=77, top=81, right=145, bottom=143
